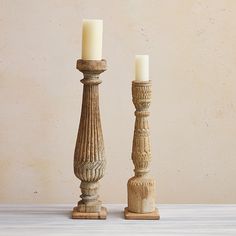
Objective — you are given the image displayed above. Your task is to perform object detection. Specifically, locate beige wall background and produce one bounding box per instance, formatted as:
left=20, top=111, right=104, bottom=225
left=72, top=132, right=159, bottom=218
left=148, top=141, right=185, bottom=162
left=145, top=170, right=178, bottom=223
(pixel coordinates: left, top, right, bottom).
left=0, top=0, right=236, bottom=204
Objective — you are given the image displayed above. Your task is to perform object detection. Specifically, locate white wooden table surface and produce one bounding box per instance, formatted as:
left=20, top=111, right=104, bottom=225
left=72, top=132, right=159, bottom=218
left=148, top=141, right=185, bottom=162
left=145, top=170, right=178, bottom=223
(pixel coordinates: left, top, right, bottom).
left=0, top=204, right=235, bottom=235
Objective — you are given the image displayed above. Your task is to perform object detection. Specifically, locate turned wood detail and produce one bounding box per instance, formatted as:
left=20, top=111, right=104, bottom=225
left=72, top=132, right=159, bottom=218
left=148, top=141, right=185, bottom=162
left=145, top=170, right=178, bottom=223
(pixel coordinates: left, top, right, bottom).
left=127, top=80, right=157, bottom=214
left=132, top=81, right=152, bottom=176
left=73, top=59, right=106, bottom=214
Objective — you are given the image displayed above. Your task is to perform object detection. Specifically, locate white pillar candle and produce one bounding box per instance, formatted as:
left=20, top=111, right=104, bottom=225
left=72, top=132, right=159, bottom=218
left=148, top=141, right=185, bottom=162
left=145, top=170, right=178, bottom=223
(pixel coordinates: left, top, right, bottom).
left=135, top=55, right=149, bottom=81
left=82, top=19, right=103, bottom=60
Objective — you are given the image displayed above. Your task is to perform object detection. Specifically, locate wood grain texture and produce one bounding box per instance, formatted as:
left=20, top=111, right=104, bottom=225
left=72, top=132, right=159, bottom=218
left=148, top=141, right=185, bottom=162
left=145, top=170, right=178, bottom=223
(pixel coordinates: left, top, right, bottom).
left=0, top=204, right=236, bottom=236
left=127, top=80, right=159, bottom=217
left=124, top=207, right=159, bottom=220
left=73, top=59, right=107, bottom=216
left=72, top=206, right=107, bottom=219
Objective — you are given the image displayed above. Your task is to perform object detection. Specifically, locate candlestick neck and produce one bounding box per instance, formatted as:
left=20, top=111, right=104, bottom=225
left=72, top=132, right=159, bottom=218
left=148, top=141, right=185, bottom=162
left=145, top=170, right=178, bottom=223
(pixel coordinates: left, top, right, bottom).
left=77, top=59, right=107, bottom=74
left=131, top=81, right=152, bottom=177
left=77, top=59, right=106, bottom=86
left=132, top=80, right=151, bottom=111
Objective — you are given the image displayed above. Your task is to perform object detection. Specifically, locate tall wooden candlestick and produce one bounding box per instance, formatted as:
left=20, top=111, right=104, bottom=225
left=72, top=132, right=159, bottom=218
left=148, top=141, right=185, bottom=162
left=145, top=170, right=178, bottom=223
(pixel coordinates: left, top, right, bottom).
left=72, top=59, right=107, bottom=219
left=124, top=80, right=160, bottom=220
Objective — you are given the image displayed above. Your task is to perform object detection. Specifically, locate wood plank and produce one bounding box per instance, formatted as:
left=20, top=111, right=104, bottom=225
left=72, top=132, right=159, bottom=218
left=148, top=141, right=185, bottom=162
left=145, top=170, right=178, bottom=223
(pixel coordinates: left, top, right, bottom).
left=124, top=207, right=160, bottom=220
left=72, top=206, right=107, bottom=219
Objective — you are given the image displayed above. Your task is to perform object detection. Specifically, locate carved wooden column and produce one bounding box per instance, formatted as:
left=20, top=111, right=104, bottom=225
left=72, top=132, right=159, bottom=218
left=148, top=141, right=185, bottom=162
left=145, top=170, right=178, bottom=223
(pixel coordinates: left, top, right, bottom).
left=124, top=80, right=160, bottom=220
left=72, top=59, right=107, bottom=219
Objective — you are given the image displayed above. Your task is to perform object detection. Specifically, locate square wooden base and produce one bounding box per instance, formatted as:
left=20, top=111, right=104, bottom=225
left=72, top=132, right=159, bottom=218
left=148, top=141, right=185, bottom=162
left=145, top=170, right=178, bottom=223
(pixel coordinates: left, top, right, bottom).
left=124, top=207, right=160, bottom=220
left=72, top=206, right=107, bottom=219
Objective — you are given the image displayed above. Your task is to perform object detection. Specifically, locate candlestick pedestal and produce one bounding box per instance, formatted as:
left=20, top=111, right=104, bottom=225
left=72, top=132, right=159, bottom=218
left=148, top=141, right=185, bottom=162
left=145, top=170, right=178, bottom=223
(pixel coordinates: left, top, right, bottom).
left=124, top=80, right=160, bottom=220
left=72, top=59, right=107, bottom=220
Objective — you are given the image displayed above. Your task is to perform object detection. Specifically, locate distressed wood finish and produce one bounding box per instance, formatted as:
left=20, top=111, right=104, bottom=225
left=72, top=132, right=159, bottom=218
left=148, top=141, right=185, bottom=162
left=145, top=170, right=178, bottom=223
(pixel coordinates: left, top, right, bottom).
left=72, top=59, right=107, bottom=219
left=125, top=80, right=159, bottom=220
left=124, top=207, right=159, bottom=220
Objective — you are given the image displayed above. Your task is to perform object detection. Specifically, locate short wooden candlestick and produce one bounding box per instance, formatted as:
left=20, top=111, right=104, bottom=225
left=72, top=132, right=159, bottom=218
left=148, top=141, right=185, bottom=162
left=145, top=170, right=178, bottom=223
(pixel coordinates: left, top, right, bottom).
left=124, top=80, right=160, bottom=220
left=72, top=59, right=107, bottom=220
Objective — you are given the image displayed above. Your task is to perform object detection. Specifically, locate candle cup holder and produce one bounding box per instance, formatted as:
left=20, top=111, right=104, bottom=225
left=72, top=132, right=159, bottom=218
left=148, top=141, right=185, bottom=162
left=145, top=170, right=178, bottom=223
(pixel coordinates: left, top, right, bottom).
left=72, top=59, right=107, bottom=219
left=124, top=80, right=160, bottom=220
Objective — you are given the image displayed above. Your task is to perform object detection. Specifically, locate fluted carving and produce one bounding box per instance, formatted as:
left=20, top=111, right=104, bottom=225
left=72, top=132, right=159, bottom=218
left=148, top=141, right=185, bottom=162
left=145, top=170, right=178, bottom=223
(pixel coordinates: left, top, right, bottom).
left=72, top=60, right=107, bottom=219
left=125, top=80, right=159, bottom=220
